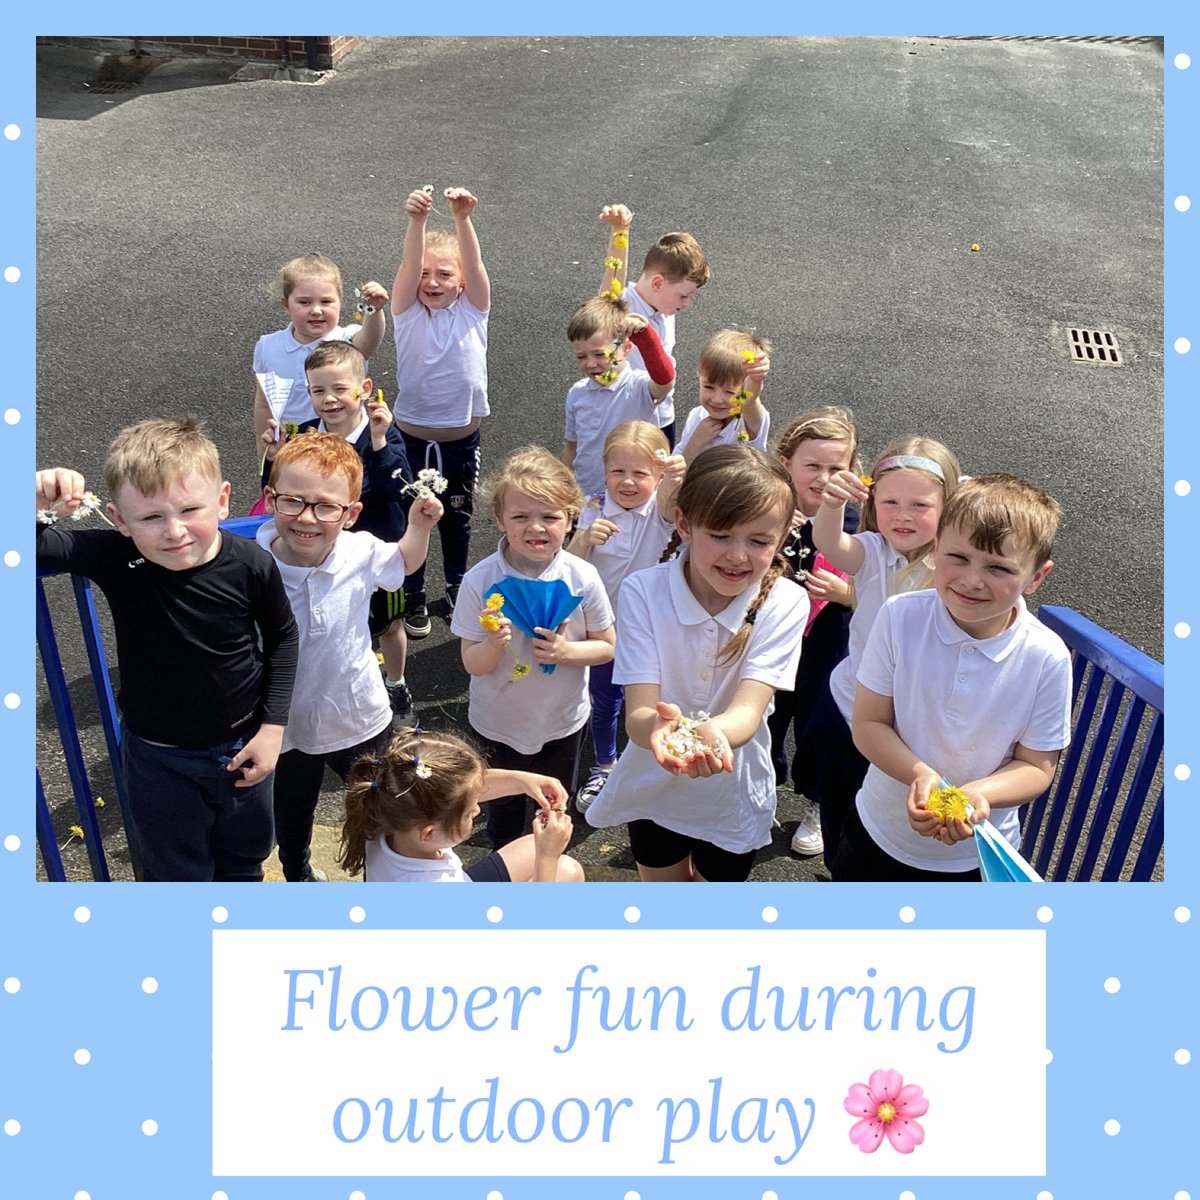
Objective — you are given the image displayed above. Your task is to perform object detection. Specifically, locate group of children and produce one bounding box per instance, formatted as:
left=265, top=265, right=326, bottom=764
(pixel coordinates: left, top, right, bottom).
left=35, top=190, right=1073, bottom=886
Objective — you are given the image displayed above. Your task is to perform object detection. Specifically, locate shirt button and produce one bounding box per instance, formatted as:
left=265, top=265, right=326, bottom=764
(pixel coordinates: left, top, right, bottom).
left=958, top=673, right=967, bottom=682
left=314, top=607, right=322, bottom=616
left=701, top=671, right=711, bottom=681
left=964, top=646, right=975, bottom=654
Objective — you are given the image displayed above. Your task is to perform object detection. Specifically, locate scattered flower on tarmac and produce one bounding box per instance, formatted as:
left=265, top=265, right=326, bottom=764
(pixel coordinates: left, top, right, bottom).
left=971, top=243, right=981, bottom=252
left=845, top=1069, right=928, bottom=1154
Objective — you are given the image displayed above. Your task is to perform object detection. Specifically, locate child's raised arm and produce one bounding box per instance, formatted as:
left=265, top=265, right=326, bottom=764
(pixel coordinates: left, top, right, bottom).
left=656, top=453, right=687, bottom=521
left=598, top=204, right=633, bottom=299
left=392, top=188, right=433, bottom=317
left=739, top=350, right=771, bottom=443
left=351, top=280, right=389, bottom=358
left=813, top=470, right=870, bottom=575
left=446, top=187, right=491, bottom=312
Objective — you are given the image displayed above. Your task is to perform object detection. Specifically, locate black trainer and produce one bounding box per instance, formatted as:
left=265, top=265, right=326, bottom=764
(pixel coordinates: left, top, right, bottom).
left=389, top=680, right=415, bottom=726
left=445, top=583, right=460, bottom=611
left=404, top=591, right=431, bottom=638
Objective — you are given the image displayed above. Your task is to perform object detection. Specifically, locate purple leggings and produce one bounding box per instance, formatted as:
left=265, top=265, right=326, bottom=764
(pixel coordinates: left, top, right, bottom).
left=589, top=659, right=624, bottom=766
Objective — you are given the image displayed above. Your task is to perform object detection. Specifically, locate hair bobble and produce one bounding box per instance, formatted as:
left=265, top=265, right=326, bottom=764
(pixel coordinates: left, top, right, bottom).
left=369, top=780, right=378, bottom=791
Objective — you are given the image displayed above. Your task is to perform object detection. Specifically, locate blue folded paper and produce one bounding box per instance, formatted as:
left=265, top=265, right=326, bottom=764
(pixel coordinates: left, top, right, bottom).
left=484, top=577, right=584, bottom=675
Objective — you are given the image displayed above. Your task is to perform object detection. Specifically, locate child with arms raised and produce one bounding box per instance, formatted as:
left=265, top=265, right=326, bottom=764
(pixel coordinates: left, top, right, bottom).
left=36, top=418, right=299, bottom=881
left=451, top=448, right=615, bottom=848
left=562, top=296, right=676, bottom=499
left=339, top=729, right=584, bottom=882
left=258, top=433, right=442, bottom=881
left=253, top=253, right=387, bottom=456
left=567, top=420, right=686, bottom=811
left=767, top=407, right=862, bottom=857
left=678, top=329, right=772, bottom=460
left=585, top=446, right=807, bottom=882
left=809, top=437, right=961, bottom=875
left=839, top=474, right=1071, bottom=881
left=391, top=185, right=491, bottom=638
left=597, top=204, right=711, bottom=447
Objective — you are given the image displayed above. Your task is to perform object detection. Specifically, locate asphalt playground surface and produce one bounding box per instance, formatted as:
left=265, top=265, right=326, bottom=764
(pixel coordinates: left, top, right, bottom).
left=34, top=36, right=1164, bottom=882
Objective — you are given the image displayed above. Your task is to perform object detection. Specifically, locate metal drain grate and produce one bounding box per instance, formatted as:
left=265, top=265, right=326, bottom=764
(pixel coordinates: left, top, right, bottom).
left=83, top=80, right=140, bottom=95
left=1068, top=327, right=1122, bottom=366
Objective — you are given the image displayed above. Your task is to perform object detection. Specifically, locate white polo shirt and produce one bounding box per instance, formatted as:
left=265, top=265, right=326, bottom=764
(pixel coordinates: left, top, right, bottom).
left=365, top=838, right=467, bottom=883
left=854, top=590, right=1072, bottom=872
left=678, top=404, right=772, bottom=455
left=392, top=294, right=489, bottom=427
left=564, top=367, right=659, bottom=496
left=253, top=322, right=362, bottom=426
left=828, top=531, right=909, bottom=723
left=576, top=491, right=674, bottom=619
left=622, top=285, right=676, bottom=428
left=256, top=523, right=407, bottom=755
left=585, top=553, right=807, bottom=854
left=451, top=542, right=614, bottom=755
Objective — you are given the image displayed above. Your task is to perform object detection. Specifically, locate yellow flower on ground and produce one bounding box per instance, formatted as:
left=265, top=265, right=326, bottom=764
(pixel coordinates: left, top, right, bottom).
left=512, top=662, right=531, bottom=680
left=971, top=243, right=981, bottom=252
left=927, top=784, right=970, bottom=824
left=69, top=825, right=84, bottom=839
left=94, top=796, right=106, bottom=809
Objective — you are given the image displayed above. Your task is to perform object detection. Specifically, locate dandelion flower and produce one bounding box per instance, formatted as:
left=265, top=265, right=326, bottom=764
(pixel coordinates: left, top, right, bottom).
left=485, top=593, right=505, bottom=610
left=927, top=783, right=970, bottom=824
left=94, top=796, right=106, bottom=809
left=845, top=1069, right=928, bottom=1154
left=736, top=430, right=750, bottom=443
left=69, top=825, right=84, bottom=839
left=612, top=231, right=629, bottom=250
left=733, top=388, right=751, bottom=402
left=283, top=421, right=299, bottom=439
left=595, top=370, right=619, bottom=387
left=859, top=475, right=874, bottom=488
left=971, top=243, right=981, bottom=252
left=479, top=612, right=502, bottom=633
left=603, top=256, right=624, bottom=270
left=741, top=349, right=757, bottom=364
left=512, top=662, right=531, bottom=680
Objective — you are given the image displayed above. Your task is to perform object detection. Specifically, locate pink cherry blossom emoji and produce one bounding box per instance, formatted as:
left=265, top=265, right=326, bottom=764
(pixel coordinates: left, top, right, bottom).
left=844, top=1068, right=928, bottom=1153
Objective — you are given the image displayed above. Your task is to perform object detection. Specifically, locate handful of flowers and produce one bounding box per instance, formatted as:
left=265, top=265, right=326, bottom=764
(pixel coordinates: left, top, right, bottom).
left=478, top=593, right=531, bottom=681
left=38, top=492, right=116, bottom=528
left=662, top=710, right=713, bottom=761
left=394, top=467, right=449, bottom=502
left=926, top=782, right=970, bottom=825
left=352, top=287, right=378, bottom=322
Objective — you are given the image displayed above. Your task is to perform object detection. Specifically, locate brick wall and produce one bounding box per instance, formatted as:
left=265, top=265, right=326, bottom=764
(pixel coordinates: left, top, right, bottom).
left=40, top=36, right=363, bottom=71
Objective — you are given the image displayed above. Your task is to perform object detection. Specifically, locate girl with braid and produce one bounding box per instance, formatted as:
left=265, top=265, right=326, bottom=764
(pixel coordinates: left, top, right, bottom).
left=585, top=446, right=808, bottom=882
left=339, top=730, right=584, bottom=883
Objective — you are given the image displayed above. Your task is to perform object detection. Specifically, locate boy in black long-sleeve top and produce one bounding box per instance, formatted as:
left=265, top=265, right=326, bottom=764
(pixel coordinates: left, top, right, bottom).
left=36, top=416, right=298, bottom=881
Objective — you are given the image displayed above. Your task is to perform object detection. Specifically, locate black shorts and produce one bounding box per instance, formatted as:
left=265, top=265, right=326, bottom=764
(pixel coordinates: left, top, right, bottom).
left=369, top=587, right=406, bottom=638
left=627, top=819, right=757, bottom=882
left=465, top=849, right=513, bottom=883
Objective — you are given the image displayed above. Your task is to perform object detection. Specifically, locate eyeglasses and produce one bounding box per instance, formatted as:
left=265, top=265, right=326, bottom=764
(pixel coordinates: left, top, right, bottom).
left=269, top=492, right=355, bottom=523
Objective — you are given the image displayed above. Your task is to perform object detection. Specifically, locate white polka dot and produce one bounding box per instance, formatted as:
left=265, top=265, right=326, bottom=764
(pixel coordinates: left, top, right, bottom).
left=1037, top=1192, right=1053, bottom=1200
left=3, top=835, right=18, bottom=851
left=3, top=1119, right=18, bottom=1136
left=487, top=1191, right=504, bottom=1200
left=1177, top=906, right=1192, bottom=923
left=624, top=906, right=641, bottom=924
left=75, top=1192, right=92, bottom=1200
left=1176, top=337, right=1192, bottom=355
left=350, top=1192, right=366, bottom=1200
left=3, top=693, right=19, bottom=710
left=349, top=905, right=365, bottom=924
left=2, top=124, right=19, bottom=140
left=1175, top=622, right=1192, bottom=639
left=1104, top=1118, right=1120, bottom=1136
left=1176, top=52, right=1192, bottom=69
left=1178, top=480, right=1193, bottom=496
left=212, top=1192, right=229, bottom=1200
left=1044, top=1047, right=1054, bottom=1065
left=3, top=408, right=18, bottom=425
left=3, top=551, right=17, bottom=567
left=1036, top=906, right=1053, bottom=923
left=1176, top=764, right=1192, bottom=781
left=486, top=906, right=503, bottom=924
left=762, top=1192, right=780, bottom=1200
left=1176, top=1048, right=1192, bottom=1065
left=3, top=977, right=18, bottom=994
left=899, top=1191, right=916, bottom=1200
left=898, top=905, right=916, bottom=924
left=1176, top=1192, right=1192, bottom=1200
left=74, top=1048, right=91, bottom=1065
left=142, top=1118, right=158, bottom=1136
left=1104, top=976, right=1120, bottom=994
left=211, top=906, right=228, bottom=924
left=1177, top=196, right=1193, bottom=213
left=141, top=976, right=158, bottom=994
left=74, top=905, right=90, bottom=923
left=2, top=267, right=18, bottom=284
left=761, top=905, right=779, bottom=924
left=624, top=1192, right=641, bottom=1200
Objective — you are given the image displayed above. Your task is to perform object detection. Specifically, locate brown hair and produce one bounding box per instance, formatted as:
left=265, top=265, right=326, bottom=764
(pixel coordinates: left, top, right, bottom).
left=304, top=340, right=366, bottom=378
left=481, top=446, right=586, bottom=522
left=774, top=405, right=862, bottom=474
left=642, top=232, right=711, bottom=286
left=267, top=431, right=364, bottom=502
left=939, top=473, right=1062, bottom=569
left=269, top=253, right=343, bottom=306
left=567, top=295, right=629, bottom=344
left=698, top=328, right=773, bottom=391
left=660, top=445, right=796, bottom=663
left=104, top=416, right=222, bottom=499
left=339, top=730, right=487, bottom=877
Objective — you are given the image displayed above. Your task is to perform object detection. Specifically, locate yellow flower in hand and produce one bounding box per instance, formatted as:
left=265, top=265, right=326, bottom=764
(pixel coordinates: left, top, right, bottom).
left=603, top=256, right=624, bottom=270
left=859, top=475, right=874, bottom=488
left=485, top=593, right=505, bottom=610
left=927, top=784, right=970, bottom=824
left=595, top=369, right=619, bottom=386
left=479, top=613, right=502, bottom=633
left=741, top=349, right=757, bottom=364
left=512, top=662, right=531, bottom=680
left=736, top=430, right=750, bottom=443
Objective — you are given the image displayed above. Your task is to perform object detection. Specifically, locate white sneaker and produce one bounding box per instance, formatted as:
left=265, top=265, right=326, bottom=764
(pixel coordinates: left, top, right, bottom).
left=574, top=766, right=611, bottom=813
left=790, top=806, right=824, bottom=856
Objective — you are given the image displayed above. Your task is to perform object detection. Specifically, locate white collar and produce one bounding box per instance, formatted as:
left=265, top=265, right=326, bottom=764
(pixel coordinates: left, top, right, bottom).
left=932, top=593, right=1028, bottom=661
left=667, top=548, right=756, bottom=633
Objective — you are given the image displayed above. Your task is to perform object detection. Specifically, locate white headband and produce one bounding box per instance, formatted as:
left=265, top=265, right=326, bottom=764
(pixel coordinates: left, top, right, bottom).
left=874, top=454, right=945, bottom=482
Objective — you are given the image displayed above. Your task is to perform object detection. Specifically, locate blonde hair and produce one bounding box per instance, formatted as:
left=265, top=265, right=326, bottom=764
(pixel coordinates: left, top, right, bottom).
left=339, top=730, right=487, bottom=878
left=481, top=446, right=585, bottom=522
left=423, top=229, right=462, bottom=263
left=940, top=473, right=1062, bottom=569
left=104, top=416, right=221, bottom=499
left=698, top=328, right=773, bottom=390
left=862, top=436, right=962, bottom=593
left=269, top=253, right=343, bottom=306
left=774, top=405, right=862, bottom=474
left=268, top=431, right=364, bottom=502
left=660, top=445, right=795, bottom=663
left=643, top=232, right=711, bottom=286
left=603, top=420, right=670, bottom=464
